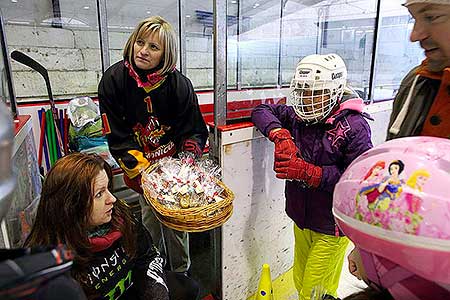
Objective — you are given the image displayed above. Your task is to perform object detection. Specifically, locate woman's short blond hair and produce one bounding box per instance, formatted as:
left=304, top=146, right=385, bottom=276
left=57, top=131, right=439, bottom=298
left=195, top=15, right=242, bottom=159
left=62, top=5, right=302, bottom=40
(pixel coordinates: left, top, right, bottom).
left=123, top=16, right=177, bottom=75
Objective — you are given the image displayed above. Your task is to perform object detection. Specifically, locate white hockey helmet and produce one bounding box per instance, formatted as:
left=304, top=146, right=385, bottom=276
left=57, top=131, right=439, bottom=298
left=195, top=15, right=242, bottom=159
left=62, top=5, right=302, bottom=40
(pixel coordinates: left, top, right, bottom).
left=0, top=101, right=16, bottom=220
left=289, top=53, right=347, bottom=123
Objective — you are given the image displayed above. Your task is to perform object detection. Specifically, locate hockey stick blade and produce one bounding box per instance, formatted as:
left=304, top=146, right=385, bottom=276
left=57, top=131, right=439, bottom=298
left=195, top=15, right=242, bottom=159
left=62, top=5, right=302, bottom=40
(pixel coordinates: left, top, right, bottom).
left=11, top=50, right=64, bottom=157
left=11, top=50, right=55, bottom=106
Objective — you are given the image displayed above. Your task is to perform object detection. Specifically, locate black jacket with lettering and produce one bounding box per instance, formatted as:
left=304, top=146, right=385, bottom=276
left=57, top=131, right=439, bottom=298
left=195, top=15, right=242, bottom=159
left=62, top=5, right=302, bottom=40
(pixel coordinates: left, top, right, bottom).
left=98, top=60, right=208, bottom=179
left=77, top=221, right=168, bottom=300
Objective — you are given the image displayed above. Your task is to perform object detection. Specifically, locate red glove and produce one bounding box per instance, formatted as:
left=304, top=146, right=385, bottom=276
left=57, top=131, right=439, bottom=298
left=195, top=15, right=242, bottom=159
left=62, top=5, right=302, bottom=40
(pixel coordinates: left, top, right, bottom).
left=123, top=173, right=143, bottom=194
left=182, top=139, right=203, bottom=158
left=268, top=128, right=298, bottom=161
left=274, top=156, right=322, bottom=188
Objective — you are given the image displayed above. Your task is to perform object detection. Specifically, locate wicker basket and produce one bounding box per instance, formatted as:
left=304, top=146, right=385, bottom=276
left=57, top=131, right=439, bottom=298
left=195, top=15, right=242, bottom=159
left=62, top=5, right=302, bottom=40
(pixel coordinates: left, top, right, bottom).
left=142, top=176, right=234, bottom=232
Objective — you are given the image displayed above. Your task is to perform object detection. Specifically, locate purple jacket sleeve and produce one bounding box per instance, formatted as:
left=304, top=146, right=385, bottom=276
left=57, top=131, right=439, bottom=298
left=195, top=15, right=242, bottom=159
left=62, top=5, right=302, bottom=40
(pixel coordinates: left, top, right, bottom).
left=320, top=115, right=373, bottom=193
left=251, top=104, right=296, bottom=136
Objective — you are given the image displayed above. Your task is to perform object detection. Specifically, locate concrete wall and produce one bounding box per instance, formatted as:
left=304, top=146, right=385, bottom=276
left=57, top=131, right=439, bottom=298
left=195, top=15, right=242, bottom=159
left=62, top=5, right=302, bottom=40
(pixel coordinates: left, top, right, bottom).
left=6, top=15, right=422, bottom=102
left=7, top=25, right=104, bottom=100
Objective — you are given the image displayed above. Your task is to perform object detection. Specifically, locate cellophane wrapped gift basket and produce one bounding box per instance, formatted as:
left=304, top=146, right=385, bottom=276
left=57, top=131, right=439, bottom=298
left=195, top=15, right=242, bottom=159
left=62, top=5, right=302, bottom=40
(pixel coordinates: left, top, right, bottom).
left=141, top=153, right=234, bottom=232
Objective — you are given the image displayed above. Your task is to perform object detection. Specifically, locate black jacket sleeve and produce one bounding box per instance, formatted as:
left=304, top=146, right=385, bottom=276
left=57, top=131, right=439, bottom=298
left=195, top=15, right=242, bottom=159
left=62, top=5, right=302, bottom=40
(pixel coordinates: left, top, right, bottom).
left=98, top=64, right=150, bottom=179
left=132, top=222, right=169, bottom=300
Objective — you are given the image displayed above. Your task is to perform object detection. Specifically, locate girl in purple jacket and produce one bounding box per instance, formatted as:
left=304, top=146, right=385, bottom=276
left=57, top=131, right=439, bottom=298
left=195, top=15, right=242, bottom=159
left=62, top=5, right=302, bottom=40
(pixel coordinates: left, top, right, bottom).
left=251, top=54, right=373, bottom=300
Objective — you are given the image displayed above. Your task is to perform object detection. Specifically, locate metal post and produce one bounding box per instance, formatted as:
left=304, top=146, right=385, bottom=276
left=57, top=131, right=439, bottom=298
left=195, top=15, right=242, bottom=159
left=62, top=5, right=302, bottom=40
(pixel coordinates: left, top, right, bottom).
left=96, top=0, right=110, bottom=73
left=316, top=5, right=330, bottom=54
left=316, top=8, right=323, bottom=54
left=51, top=0, right=62, bottom=28
left=277, top=0, right=287, bottom=86
left=178, top=0, right=187, bottom=75
left=368, top=0, right=382, bottom=102
left=212, top=1, right=227, bottom=299
left=0, top=14, right=18, bottom=118
left=212, top=0, right=227, bottom=162
left=236, top=0, right=242, bottom=90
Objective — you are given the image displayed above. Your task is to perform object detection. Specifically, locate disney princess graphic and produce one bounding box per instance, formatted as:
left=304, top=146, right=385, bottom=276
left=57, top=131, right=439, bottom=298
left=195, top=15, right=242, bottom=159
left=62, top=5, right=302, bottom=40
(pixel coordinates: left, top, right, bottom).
left=403, top=169, right=430, bottom=214
left=356, top=161, right=430, bottom=234
left=359, top=160, right=405, bottom=211
left=355, top=161, right=385, bottom=222
left=388, top=169, right=430, bottom=235
left=360, top=161, right=385, bottom=185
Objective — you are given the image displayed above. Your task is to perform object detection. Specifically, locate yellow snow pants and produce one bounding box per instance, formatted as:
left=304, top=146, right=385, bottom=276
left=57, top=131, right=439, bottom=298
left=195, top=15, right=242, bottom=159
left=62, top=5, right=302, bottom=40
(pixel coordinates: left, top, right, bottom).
left=293, top=225, right=349, bottom=300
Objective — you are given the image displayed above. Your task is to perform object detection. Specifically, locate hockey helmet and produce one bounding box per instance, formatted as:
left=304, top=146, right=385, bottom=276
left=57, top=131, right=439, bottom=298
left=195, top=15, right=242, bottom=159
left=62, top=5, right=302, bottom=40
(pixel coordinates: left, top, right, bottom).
left=289, top=53, right=347, bottom=123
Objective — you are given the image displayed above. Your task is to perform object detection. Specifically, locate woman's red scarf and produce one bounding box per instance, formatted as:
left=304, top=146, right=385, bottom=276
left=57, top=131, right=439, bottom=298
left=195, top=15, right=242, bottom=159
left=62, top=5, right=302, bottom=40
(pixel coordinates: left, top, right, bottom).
left=89, top=229, right=122, bottom=252
left=124, top=60, right=173, bottom=93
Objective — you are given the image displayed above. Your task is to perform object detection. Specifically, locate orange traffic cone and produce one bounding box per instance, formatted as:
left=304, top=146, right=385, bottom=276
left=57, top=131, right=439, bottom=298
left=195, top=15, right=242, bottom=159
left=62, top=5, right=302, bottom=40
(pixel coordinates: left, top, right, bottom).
left=256, top=264, right=274, bottom=300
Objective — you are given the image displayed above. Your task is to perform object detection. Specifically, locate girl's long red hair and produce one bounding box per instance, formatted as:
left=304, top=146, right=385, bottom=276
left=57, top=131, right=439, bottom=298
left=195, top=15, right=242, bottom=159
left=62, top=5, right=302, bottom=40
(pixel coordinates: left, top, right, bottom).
left=24, top=153, right=137, bottom=282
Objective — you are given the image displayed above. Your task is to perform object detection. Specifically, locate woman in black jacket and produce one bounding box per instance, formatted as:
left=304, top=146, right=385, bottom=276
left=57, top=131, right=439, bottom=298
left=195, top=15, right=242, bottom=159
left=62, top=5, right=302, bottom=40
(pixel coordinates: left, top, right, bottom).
left=98, top=16, right=208, bottom=274
left=25, top=153, right=198, bottom=300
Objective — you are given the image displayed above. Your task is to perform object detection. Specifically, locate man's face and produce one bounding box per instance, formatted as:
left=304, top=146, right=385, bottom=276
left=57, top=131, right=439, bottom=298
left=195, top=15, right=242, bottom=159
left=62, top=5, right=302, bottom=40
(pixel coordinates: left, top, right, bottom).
left=408, top=3, right=450, bottom=72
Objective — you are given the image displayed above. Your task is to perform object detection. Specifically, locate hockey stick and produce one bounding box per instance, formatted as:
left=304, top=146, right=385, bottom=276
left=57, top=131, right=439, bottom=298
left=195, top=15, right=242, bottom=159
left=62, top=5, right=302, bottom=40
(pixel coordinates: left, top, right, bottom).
left=11, top=50, right=55, bottom=108
left=11, top=50, right=64, bottom=156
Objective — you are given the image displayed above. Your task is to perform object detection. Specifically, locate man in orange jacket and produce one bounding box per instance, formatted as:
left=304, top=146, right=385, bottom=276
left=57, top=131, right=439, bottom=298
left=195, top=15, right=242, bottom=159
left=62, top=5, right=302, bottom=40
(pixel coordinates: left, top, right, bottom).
left=387, top=0, right=450, bottom=140
left=348, top=0, right=450, bottom=297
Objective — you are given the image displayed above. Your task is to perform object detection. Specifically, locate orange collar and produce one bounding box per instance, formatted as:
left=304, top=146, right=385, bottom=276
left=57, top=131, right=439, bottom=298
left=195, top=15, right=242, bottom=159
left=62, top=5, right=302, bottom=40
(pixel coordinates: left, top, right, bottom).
left=416, top=59, right=450, bottom=80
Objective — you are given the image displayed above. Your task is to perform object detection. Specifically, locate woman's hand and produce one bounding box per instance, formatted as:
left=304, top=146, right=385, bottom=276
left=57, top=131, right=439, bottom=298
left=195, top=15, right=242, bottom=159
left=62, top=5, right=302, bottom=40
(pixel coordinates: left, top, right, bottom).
left=182, top=139, right=202, bottom=158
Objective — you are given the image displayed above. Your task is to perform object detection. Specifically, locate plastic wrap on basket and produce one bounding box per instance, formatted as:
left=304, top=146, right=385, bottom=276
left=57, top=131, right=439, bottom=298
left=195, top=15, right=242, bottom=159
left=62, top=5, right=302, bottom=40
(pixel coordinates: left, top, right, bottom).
left=142, top=154, right=226, bottom=209
left=141, top=153, right=234, bottom=232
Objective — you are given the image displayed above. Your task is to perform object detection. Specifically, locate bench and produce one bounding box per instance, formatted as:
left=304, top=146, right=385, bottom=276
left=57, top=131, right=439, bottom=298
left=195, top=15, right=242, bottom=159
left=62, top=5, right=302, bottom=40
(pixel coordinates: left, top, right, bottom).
left=199, top=96, right=287, bottom=125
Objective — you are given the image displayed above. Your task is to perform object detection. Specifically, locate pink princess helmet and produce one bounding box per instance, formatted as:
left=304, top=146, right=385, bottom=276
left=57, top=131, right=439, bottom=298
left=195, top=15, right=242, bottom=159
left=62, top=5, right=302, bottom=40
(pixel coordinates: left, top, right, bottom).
left=333, top=136, right=450, bottom=298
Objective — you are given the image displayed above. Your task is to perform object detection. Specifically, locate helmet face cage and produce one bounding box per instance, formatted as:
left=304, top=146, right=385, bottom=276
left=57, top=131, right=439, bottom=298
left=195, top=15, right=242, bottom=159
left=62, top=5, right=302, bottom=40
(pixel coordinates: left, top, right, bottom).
left=289, top=54, right=347, bottom=123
